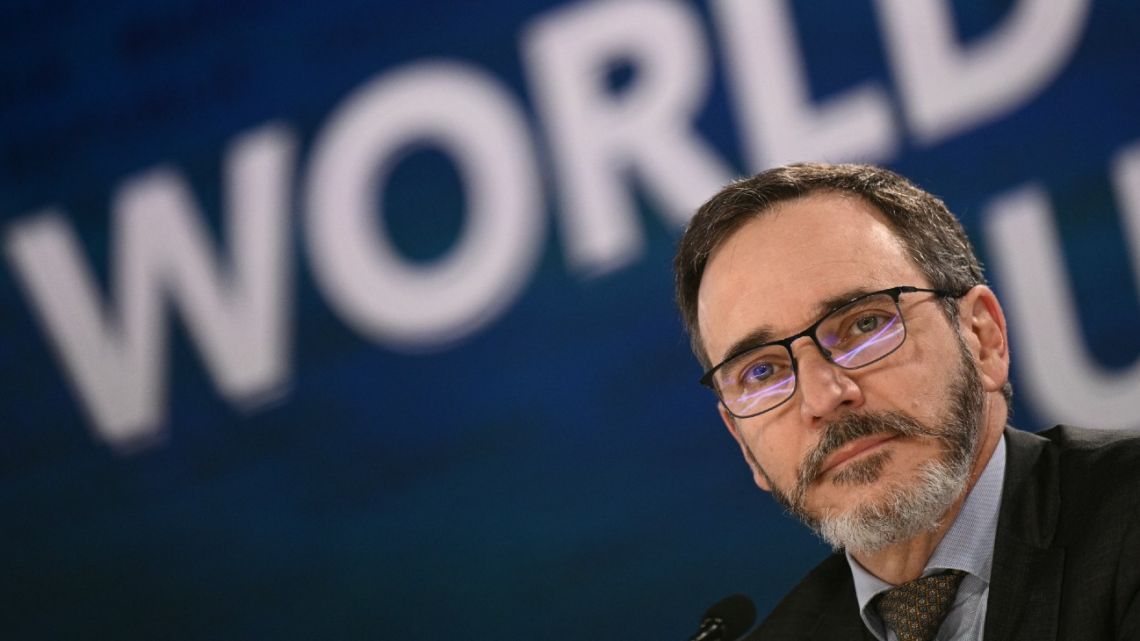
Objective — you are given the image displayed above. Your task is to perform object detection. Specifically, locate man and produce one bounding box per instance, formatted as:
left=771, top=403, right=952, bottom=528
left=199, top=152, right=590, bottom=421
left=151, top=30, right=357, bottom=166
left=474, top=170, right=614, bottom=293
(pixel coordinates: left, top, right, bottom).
left=673, top=163, right=1140, bottom=640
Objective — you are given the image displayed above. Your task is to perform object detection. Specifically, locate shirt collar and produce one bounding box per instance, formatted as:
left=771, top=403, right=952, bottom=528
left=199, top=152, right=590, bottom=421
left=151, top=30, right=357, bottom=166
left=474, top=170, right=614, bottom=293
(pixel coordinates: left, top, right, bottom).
left=846, top=434, right=1007, bottom=627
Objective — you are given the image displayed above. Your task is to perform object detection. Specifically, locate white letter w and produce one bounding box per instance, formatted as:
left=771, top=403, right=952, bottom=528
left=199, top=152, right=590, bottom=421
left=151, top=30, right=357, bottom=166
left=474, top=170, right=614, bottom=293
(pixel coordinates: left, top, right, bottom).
left=4, top=125, right=294, bottom=452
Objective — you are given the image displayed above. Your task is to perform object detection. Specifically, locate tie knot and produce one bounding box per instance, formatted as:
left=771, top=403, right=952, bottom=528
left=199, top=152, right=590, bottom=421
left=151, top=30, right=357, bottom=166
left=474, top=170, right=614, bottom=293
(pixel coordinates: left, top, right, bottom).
left=873, top=570, right=966, bottom=641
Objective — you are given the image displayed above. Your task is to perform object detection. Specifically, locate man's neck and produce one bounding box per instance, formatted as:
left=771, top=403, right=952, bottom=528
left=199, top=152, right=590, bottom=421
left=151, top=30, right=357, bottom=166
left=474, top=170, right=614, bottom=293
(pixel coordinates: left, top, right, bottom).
left=849, top=420, right=1006, bottom=585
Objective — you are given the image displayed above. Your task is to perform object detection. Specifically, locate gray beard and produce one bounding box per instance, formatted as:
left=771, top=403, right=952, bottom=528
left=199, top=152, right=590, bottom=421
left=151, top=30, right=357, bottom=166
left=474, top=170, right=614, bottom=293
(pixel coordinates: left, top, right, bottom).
left=754, top=340, right=985, bottom=555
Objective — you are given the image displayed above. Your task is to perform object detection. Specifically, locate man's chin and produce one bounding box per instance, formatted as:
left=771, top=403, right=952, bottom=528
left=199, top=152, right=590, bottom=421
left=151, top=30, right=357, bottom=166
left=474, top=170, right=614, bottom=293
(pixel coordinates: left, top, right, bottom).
left=807, top=457, right=969, bottom=554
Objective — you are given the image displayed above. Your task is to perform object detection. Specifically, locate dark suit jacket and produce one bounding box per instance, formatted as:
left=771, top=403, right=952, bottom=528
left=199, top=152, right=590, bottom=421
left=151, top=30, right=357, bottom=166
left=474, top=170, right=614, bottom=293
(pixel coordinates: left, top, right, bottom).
left=746, top=425, right=1140, bottom=640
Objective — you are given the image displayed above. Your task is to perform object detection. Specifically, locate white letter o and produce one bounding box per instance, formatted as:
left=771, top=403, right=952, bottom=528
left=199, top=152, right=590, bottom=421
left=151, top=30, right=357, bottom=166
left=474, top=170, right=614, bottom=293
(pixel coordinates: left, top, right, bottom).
left=306, top=62, right=544, bottom=350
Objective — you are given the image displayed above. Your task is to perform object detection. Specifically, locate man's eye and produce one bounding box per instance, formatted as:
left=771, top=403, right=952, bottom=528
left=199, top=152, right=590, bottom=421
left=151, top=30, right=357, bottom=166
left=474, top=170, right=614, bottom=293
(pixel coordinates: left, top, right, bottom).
left=742, top=362, right=775, bottom=383
left=851, top=314, right=885, bottom=334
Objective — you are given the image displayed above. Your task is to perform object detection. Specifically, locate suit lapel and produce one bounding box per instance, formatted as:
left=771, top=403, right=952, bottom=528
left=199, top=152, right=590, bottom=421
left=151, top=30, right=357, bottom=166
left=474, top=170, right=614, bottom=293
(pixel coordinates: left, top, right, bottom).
left=805, top=603, right=874, bottom=641
left=983, top=428, right=1065, bottom=641
left=985, top=533, right=1065, bottom=640
left=802, top=563, right=876, bottom=641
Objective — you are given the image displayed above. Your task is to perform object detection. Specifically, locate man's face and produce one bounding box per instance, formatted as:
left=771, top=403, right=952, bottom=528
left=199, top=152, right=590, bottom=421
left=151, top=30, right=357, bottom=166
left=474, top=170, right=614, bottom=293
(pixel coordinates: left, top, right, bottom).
left=695, top=192, right=984, bottom=552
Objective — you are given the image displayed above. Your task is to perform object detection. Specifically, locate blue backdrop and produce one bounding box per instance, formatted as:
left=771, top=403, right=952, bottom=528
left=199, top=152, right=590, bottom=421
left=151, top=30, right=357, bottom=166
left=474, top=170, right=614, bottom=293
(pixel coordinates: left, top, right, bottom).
left=3, top=1, right=1139, bottom=639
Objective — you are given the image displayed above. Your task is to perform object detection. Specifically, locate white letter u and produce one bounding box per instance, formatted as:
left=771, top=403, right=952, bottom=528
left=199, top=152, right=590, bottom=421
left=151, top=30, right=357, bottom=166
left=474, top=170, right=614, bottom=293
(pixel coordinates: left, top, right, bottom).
left=986, top=144, right=1140, bottom=430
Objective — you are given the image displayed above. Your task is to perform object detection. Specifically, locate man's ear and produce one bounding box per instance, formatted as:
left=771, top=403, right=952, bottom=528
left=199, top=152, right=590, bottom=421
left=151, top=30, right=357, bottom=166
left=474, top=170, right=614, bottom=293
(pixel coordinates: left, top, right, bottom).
left=958, top=285, right=1010, bottom=394
left=718, top=404, right=771, bottom=492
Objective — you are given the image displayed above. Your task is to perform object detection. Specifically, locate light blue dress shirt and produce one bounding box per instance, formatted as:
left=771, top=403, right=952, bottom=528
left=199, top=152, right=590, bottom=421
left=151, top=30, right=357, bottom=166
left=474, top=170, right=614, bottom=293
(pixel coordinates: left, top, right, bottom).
left=846, top=435, right=1007, bottom=641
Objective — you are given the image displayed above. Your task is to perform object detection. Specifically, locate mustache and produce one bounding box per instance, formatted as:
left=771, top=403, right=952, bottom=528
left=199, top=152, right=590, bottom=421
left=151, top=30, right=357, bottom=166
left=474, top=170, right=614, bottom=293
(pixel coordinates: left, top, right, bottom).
left=792, top=411, right=937, bottom=501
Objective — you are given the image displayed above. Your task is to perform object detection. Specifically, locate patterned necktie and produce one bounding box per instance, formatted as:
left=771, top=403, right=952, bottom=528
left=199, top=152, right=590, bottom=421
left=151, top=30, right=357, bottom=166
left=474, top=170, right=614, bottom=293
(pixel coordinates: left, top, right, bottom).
left=873, top=570, right=966, bottom=641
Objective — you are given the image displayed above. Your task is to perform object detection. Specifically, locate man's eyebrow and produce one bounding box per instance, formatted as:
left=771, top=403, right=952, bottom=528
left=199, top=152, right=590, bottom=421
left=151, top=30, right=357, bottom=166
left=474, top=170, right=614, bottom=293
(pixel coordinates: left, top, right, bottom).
left=719, top=326, right=778, bottom=366
left=714, top=286, right=882, bottom=367
left=813, top=286, right=880, bottom=317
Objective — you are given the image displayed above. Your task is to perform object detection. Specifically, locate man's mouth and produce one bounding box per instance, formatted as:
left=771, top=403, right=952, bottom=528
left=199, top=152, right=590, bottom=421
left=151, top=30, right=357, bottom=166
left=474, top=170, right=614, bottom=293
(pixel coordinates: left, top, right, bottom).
left=818, top=434, right=899, bottom=477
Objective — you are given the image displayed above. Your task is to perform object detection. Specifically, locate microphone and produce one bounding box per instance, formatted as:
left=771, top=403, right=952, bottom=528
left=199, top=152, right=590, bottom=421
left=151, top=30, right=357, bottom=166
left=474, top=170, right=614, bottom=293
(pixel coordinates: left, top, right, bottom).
left=687, top=594, right=756, bottom=641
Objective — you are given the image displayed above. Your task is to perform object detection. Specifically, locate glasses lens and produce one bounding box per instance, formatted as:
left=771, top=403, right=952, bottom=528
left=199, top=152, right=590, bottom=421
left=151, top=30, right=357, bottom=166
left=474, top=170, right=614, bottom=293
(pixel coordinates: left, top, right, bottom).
left=817, top=292, right=906, bottom=369
left=714, top=344, right=796, bottom=417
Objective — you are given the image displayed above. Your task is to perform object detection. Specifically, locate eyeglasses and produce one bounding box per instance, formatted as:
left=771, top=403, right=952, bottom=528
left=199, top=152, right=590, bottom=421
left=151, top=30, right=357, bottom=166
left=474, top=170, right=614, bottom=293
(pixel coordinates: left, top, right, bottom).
left=700, top=286, right=963, bottom=419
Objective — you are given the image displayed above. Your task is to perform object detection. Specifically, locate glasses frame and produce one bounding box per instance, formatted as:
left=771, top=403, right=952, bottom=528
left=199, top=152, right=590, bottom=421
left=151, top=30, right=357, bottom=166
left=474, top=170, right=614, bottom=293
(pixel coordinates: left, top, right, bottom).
left=700, top=285, right=964, bottom=419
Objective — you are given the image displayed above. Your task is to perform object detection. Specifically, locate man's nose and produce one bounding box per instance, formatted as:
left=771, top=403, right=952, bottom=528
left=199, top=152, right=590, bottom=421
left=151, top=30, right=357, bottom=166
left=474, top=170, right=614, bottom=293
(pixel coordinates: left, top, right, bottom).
left=791, top=337, right=864, bottom=423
